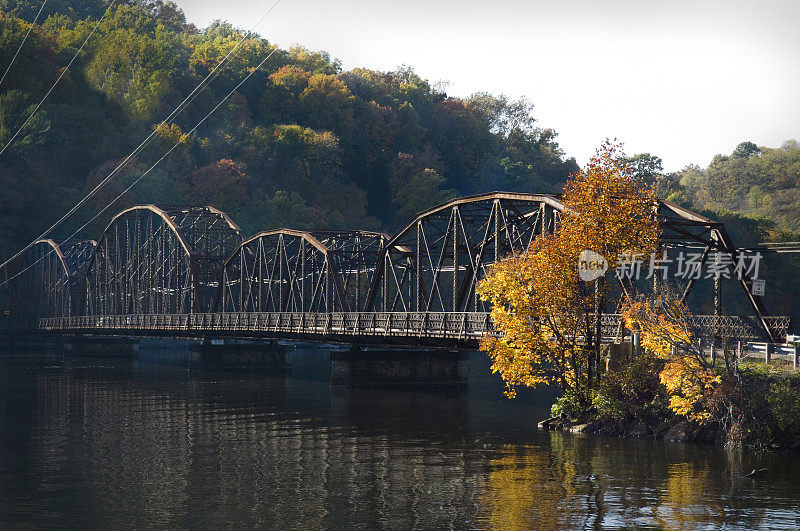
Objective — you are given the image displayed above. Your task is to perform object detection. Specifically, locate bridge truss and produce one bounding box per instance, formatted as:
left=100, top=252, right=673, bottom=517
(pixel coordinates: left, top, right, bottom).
left=218, top=229, right=394, bottom=314
left=1, top=239, right=96, bottom=323
left=365, top=193, right=563, bottom=313
left=84, top=205, right=242, bottom=316
left=2, top=192, right=791, bottom=343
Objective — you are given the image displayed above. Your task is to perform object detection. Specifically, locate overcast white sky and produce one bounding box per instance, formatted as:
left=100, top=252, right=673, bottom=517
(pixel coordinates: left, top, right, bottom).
left=177, top=0, right=800, bottom=172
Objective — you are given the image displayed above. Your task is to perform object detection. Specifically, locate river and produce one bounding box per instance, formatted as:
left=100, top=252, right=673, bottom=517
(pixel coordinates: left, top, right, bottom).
left=0, top=345, right=798, bottom=529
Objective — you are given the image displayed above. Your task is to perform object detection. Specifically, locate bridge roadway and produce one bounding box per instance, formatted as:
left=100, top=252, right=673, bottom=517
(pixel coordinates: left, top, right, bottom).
left=39, top=312, right=497, bottom=349
left=37, top=313, right=790, bottom=350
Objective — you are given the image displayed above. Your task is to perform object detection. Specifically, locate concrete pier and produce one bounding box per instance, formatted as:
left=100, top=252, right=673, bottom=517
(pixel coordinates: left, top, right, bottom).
left=0, top=331, right=65, bottom=352
left=63, top=335, right=140, bottom=357
left=330, top=348, right=468, bottom=388
left=189, top=340, right=292, bottom=372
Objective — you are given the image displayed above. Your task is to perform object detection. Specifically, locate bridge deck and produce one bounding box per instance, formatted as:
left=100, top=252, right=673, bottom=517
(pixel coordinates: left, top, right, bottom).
left=39, top=312, right=495, bottom=349
left=35, top=312, right=789, bottom=350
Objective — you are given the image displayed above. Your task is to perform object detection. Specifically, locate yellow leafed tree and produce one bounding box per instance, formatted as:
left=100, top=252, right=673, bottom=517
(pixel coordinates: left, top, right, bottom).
left=477, top=141, right=658, bottom=403
left=620, top=294, right=722, bottom=424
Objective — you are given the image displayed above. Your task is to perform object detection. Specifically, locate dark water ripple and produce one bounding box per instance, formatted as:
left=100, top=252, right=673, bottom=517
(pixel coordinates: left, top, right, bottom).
left=0, top=348, right=799, bottom=529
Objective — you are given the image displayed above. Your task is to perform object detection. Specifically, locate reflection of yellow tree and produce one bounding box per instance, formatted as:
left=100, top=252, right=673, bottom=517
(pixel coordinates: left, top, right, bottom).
left=655, top=462, right=724, bottom=530
left=481, top=443, right=577, bottom=529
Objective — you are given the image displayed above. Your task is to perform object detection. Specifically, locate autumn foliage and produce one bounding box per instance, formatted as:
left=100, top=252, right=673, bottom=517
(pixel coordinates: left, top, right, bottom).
left=477, top=141, right=658, bottom=401
left=620, top=295, right=722, bottom=423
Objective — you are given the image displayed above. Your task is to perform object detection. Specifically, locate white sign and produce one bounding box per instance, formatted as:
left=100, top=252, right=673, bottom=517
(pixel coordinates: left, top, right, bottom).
left=752, top=279, right=765, bottom=296
left=578, top=250, right=608, bottom=282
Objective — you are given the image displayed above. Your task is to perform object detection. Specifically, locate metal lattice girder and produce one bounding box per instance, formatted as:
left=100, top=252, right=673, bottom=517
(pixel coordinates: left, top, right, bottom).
left=37, top=312, right=791, bottom=347
left=365, top=192, right=563, bottom=313
left=162, top=206, right=243, bottom=305
left=59, top=240, right=97, bottom=278
left=654, top=200, right=778, bottom=340
left=217, top=229, right=350, bottom=313
left=601, top=314, right=791, bottom=341
left=306, top=230, right=397, bottom=311
left=6, top=192, right=788, bottom=342
left=2, top=239, right=94, bottom=321
left=8, top=239, right=72, bottom=323
left=84, top=205, right=242, bottom=316
left=361, top=193, right=781, bottom=340
left=58, top=239, right=97, bottom=316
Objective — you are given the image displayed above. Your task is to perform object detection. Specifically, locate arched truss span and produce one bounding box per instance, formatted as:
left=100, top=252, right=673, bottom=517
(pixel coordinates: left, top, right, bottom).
left=217, top=229, right=350, bottom=313
left=85, top=205, right=243, bottom=315
left=362, top=192, right=777, bottom=338
left=365, top=192, right=562, bottom=313
left=3, top=239, right=96, bottom=321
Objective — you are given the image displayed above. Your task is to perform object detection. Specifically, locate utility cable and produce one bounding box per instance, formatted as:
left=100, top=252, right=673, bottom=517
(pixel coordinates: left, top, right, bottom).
left=0, top=0, right=283, bottom=272
left=0, top=42, right=282, bottom=287
left=0, top=0, right=48, bottom=88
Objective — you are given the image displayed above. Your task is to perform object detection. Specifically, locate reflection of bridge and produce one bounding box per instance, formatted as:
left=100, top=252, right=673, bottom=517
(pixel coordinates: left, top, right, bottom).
left=2, top=192, right=791, bottom=347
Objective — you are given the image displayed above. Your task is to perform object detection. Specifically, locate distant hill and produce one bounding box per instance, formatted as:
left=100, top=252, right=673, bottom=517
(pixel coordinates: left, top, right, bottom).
left=0, top=0, right=578, bottom=254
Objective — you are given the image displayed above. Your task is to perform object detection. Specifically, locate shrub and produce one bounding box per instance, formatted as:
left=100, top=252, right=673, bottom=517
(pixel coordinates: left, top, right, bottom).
left=767, top=379, right=800, bottom=435
left=593, top=351, right=667, bottom=423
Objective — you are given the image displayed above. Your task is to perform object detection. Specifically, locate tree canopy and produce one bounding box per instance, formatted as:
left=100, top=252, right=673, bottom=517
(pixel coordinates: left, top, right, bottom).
left=0, top=0, right=578, bottom=255
left=477, top=142, right=659, bottom=401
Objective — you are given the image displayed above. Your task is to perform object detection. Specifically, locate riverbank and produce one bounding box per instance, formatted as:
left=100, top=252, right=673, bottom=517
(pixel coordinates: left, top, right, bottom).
left=539, top=417, right=725, bottom=445
left=539, top=364, right=800, bottom=453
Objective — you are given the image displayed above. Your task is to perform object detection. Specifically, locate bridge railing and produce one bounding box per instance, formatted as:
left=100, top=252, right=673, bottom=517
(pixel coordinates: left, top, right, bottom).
left=38, top=312, right=497, bottom=343
left=37, top=312, right=791, bottom=344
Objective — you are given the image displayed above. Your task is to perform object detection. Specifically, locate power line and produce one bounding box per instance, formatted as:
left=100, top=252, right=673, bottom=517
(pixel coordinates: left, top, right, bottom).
left=0, top=0, right=116, bottom=160
left=0, top=36, right=283, bottom=288
left=0, top=0, right=48, bottom=88
left=67, top=43, right=284, bottom=243
left=0, top=0, right=283, bottom=272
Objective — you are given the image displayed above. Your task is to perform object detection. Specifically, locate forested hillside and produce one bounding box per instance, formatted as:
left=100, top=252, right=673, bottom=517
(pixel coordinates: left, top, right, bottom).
left=673, top=141, right=800, bottom=233
left=1, top=0, right=799, bottom=322
left=0, top=0, right=578, bottom=254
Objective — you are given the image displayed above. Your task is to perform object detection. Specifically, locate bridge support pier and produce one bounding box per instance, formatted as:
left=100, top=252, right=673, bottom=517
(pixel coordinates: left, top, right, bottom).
left=189, top=340, right=292, bottom=372
left=0, top=331, right=66, bottom=352
left=330, top=348, right=468, bottom=388
left=63, top=336, right=140, bottom=357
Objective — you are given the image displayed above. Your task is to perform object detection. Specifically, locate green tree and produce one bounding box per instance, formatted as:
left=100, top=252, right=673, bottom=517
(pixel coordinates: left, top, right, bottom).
left=0, top=89, right=51, bottom=154
left=299, top=73, right=354, bottom=135
left=84, top=24, right=175, bottom=120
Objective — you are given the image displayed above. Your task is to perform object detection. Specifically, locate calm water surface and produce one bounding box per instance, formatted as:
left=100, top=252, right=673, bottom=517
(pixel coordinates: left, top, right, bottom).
left=1, top=346, right=799, bottom=529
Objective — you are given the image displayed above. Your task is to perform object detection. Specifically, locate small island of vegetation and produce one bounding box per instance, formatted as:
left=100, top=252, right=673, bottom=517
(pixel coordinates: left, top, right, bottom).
left=478, top=143, right=800, bottom=452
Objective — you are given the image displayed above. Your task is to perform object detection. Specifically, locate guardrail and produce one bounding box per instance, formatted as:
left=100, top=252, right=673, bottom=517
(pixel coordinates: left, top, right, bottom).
left=36, top=312, right=791, bottom=343
left=38, top=312, right=496, bottom=346
left=28, top=312, right=789, bottom=357
left=740, top=342, right=800, bottom=368
left=699, top=339, right=800, bottom=369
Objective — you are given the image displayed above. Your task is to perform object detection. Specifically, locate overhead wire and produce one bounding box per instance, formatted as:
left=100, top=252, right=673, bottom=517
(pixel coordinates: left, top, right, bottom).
left=61, top=41, right=283, bottom=249
left=0, top=0, right=48, bottom=88
left=0, top=0, right=117, bottom=161
left=0, top=0, right=283, bottom=272
left=0, top=16, right=284, bottom=287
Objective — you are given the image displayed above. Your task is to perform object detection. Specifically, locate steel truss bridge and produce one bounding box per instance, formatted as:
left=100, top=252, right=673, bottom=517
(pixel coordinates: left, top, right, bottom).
left=2, top=193, right=792, bottom=349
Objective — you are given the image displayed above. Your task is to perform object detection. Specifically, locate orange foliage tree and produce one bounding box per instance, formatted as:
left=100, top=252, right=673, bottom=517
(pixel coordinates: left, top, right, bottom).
left=620, top=294, right=727, bottom=424
left=477, top=141, right=658, bottom=404
left=185, top=159, right=250, bottom=213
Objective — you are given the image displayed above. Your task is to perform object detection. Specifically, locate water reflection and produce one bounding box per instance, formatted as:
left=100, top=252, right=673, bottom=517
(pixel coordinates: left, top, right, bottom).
left=0, top=348, right=798, bottom=529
